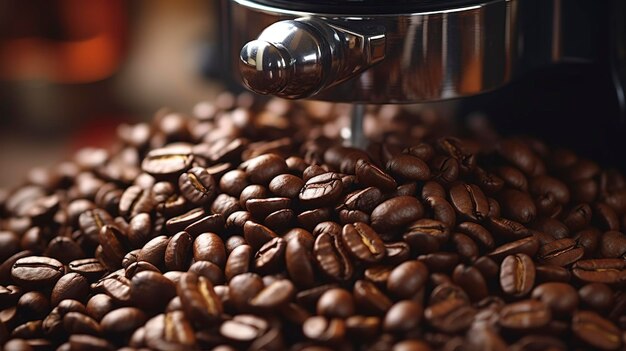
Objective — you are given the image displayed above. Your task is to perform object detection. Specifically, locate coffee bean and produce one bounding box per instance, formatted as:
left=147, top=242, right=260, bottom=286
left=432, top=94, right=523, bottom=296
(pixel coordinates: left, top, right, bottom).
left=449, top=183, right=489, bottom=222
left=403, top=219, right=449, bottom=254
left=487, top=236, right=539, bottom=261
left=353, top=280, right=392, bottom=316
left=424, top=196, right=456, bottom=228
left=386, top=154, right=430, bottom=181
left=11, top=256, right=64, bottom=289
left=51, top=273, right=89, bottom=306
left=193, top=233, right=226, bottom=268
left=124, top=261, right=160, bottom=278
left=451, top=233, right=479, bottom=261
left=418, top=253, right=460, bottom=273
left=488, top=216, right=531, bottom=240
left=187, top=261, right=223, bottom=285
left=498, top=300, right=551, bottom=330
left=299, top=173, right=344, bottom=209
left=228, top=273, right=264, bottom=311
left=355, top=159, right=397, bottom=193
left=572, top=310, right=622, bottom=350
left=225, top=244, right=252, bottom=281
left=286, top=235, right=316, bottom=288
left=177, top=272, right=222, bottom=326
left=243, top=221, right=278, bottom=251
left=600, top=230, right=626, bottom=258
left=537, top=238, right=583, bottom=266
left=302, top=316, right=345, bottom=343
left=425, top=298, right=476, bottom=333
left=130, top=271, right=176, bottom=311
left=269, top=174, right=304, bottom=199
left=298, top=208, right=333, bottom=231
left=254, top=237, right=286, bottom=274
left=563, top=203, right=592, bottom=232
left=163, top=231, right=192, bottom=271
left=178, top=167, right=217, bottom=205
left=313, top=231, right=353, bottom=281
left=387, top=261, right=428, bottom=299
left=138, top=235, right=170, bottom=268
left=371, top=196, right=424, bottom=233
left=340, top=223, right=385, bottom=263
left=316, top=288, right=354, bottom=318
left=535, top=264, right=571, bottom=283
left=498, top=189, right=536, bottom=223
left=579, top=283, right=614, bottom=312
left=17, top=291, right=49, bottom=320
left=220, top=314, right=269, bottom=344
left=220, top=170, right=250, bottom=197
left=245, top=154, right=288, bottom=185
left=384, top=242, right=411, bottom=265
left=86, top=294, right=115, bottom=321
left=144, top=311, right=196, bottom=349
left=531, top=282, right=578, bottom=316
left=429, top=283, right=470, bottom=305
left=572, top=258, right=626, bottom=284
left=384, top=300, right=423, bottom=333
left=79, top=209, right=114, bottom=247
left=63, top=312, right=101, bottom=335
left=452, top=264, right=488, bottom=302
left=500, top=254, right=535, bottom=297
left=593, top=203, right=621, bottom=231
left=246, top=197, right=290, bottom=219
left=100, top=307, right=146, bottom=338
left=250, top=279, right=295, bottom=310
left=142, top=145, right=193, bottom=179
left=166, top=208, right=206, bottom=234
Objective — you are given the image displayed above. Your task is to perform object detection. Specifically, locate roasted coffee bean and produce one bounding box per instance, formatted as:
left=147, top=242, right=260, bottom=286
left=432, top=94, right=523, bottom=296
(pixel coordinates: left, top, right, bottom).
left=572, top=310, right=622, bottom=350
left=286, top=236, right=316, bottom=288
left=531, top=282, right=578, bottom=316
left=98, top=225, right=128, bottom=267
left=537, top=238, right=583, bottom=266
left=371, top=196, right=424, bottom=233
left=86, top=294, right=115, bottom=321
left=312, top=230, right=352, bottom=281
left=488, top=217, right=531, bottom=240
left=245, top=154, right=288, bottom=185
left=384, top=300, right=423, bottom=333
left=431, top=156, right=460, bottom=184
left=220, top=314, right=269, bottom=343
left=185, top=213, right=225, bottom=237
left=220, top=170, right=250, bottom=197
left=144, top=311, right=196, bottom=349
left=387, top=261, right=428, bottom=299
left=499, top=300, right=551, bottom=330
left=386, top=154, right=430, bottom=181
left=164, top=231, right=192, bottom=271
left=178, top=167, right=217, bottom=206
left=572, top=258, right=626, bottom=284
left=425, top=298, right=476, bottom=334
left=341, top=187, right=383, bottom=214
left=225, top=244, right=252, bottom=281
left=66, top=258, right=105, bottom=283
left=124, top=261, right=160, bottom=278
left=578, top=283, right=614, bottom=312
left=118, top=185, right=153, bottom=219
left=456, top=222, right=493, bottom=250
left=351, top=280, right=391, bottom=317
left=264, top=208, right=294, bottom=231
left=51, top=273, right=89, bottom=306
left=130, top=271, right=176, bottom=311
left=138, top=235, right=170, bottom=268
left=17, top=291, right=49, bottom=320
left=246, top=197, right=291, bottom=219
left=473, top=167, right=505, bottom=195
left=302, top=316, right=345, bottom=343
left=63, top=312, right=101, bottom=335
left=299, top=173, right=344, bottom=209
left=499, top=254, right=535, bottom=297
left=93, top=270, right=132, bottom=303
left=254, top=237, right=286, bottom=274
left=243, top=221, right=278, bottom=251
left=11, top=256, right=64, bottom=289
left=297, top=208, right=333, bottom=231
left=498, top=189, right=536, bottom=223
left=269, top=174, right=304, bottom=199
left=600, top=230, right=626, bottom=258
left=166, top=208, right=206, bottom=234
left=403, top=219, right=449, bottom=254
left=228, top=273, right=264, bottom=311
left=424, top=196, right=456, bottom=228
left=340, top=223, right=385, bottom=263
left=535, top=264, right=571, bottom=283
left=384, top=242, right=411, bottom=265
left=563, top=203, right=592, bottom=232
left=79, top=209, right=113, bottom=246
left=177, top=272, right=222, bottom=326
left=187, top=261, right=223, bottom=285
left=451, top=233, right=479, bottom=261
left=487, top=236, right=539, bottom=262
left=101, top=307, right=146, bottom=338
left=250, top=279, right=295, bottom=310
left=429, top=283, right=470, bottom=305
left=418, top=252, right=460, bottom=273
left=531, top=218, right=569, bottom=240
left=316, top=288, right=354, bottom=318
left=142, top=145, right=193, bottom=179
left=452, top=264, right=488, bottom=302
left=355, top=159, right=397, bottom=193
left=449, top=183, right=489, bottom=222
left=193, top=233, right=226, bottom=268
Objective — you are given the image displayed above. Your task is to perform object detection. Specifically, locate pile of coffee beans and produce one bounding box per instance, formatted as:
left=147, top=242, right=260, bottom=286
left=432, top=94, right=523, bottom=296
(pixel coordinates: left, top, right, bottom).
left=0, top=92, right=625, bottom=351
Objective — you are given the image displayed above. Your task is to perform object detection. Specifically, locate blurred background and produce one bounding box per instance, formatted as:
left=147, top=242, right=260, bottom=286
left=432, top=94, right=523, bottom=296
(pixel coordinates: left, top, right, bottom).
left=0, top=0, right=226, bottom=188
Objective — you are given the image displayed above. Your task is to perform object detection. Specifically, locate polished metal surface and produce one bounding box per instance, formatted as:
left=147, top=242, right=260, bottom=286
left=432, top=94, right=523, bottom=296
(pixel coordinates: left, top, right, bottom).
left=227, top=0, right=560, bottom=103
left=239, top=18, right=385, bottom=98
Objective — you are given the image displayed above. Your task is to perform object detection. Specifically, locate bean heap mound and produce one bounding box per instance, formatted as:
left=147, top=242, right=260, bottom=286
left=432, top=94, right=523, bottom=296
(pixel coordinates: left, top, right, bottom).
left=0, top=94, right=625, bottom=351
